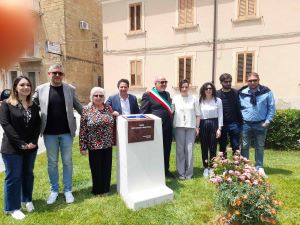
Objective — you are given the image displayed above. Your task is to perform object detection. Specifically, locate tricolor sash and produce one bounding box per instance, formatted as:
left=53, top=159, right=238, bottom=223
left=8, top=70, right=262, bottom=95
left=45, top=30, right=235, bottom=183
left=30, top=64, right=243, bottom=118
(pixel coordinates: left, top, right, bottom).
left=148, top=87, right=172, bottom=114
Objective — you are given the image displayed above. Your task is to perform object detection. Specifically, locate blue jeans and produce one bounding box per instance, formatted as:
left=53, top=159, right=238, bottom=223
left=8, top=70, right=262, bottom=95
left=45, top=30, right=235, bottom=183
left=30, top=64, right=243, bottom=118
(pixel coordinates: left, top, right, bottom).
left=2, top=151, right=37, bottom=212
left=219, top=122, right=241, bottom=158
left=241, top=121, right=267, bottom=168
left=44, top=134, right=73, bottom=193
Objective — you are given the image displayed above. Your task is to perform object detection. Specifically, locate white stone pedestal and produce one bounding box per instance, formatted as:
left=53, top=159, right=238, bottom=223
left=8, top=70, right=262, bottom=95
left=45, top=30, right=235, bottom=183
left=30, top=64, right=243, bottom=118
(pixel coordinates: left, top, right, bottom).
left=117, top=114, right=173, bottom=210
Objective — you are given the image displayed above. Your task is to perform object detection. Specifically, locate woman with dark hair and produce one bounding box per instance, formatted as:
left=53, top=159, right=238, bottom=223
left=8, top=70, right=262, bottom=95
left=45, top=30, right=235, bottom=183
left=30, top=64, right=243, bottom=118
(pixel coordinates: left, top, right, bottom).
left=198, top=82, right=223, bottom=178
left=0, top=76, right=41, bottom=220
left=172, top=80, right=200, bottom=179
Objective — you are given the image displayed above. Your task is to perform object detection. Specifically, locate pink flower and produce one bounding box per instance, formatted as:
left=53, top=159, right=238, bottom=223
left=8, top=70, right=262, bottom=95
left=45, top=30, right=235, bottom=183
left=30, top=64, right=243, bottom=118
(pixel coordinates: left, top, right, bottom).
left=239, top=175, right=246, bottom=181
left=252, top=180, right=258, bottom=185
left=233, top=156, right=239, bottom=161
left=227, top=177, right=233, bottom=183
left=235, top=171, right=241, bottom=176
left=218, top=152, right=224, bottom=157
left=213, top=163, right=218, bottom=168
left=234, top=161, right=239, bottom=165
left=229, top=170, right=234, bottom=175
left=245, top=180, right=251, bottom=184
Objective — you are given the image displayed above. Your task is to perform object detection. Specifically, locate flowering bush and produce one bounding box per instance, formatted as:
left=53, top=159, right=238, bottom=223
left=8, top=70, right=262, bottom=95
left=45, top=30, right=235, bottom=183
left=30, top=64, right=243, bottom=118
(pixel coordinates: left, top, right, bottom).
left=210, top=151, right=281, bottom=225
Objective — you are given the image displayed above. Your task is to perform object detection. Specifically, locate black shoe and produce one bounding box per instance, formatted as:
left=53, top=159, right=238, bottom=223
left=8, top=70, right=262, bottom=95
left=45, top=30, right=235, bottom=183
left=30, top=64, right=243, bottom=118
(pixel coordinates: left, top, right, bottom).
left=165, top=171, right=175, bottom=178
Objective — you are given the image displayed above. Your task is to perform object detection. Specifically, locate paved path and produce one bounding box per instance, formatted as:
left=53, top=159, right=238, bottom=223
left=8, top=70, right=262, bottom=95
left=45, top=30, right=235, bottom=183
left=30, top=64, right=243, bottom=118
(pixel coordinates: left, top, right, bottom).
left=0, top=112, right=80, bottom=173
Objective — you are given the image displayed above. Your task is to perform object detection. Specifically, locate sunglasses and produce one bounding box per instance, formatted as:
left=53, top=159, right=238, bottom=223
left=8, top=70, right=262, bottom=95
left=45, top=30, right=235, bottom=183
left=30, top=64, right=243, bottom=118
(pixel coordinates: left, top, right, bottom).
left=158, top=81, right=168, bottom=84
left=205, top=87, right=213, bottom=90
left=93, top=94, right=104, bottom=98
left=248, top=79, right=258, bottom=83
left=51, top=72, right=64, bottom=76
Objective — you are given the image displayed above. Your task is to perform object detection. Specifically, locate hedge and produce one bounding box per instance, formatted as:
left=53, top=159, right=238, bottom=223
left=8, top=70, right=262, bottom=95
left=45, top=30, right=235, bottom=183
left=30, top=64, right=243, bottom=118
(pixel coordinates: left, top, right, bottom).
left=266, top=109, right=300, bottom=150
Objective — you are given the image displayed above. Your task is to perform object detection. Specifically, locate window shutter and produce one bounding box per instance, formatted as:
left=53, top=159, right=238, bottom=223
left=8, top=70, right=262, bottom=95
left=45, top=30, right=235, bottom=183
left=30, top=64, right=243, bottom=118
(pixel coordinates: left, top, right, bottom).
left=179, top=58, right=185, bottom=82
left=179, top=0, right=186, bottom=26
left=136, top=60, right=142, bottom=86
left=238, top=0, right=246, bottom=17
left=186, top=57, right=192, bottom=82
left=136, top=4, right=141, bottom=30
left=237, top=53, right=244, bottom=83
left=130, top=5, right=135, bottom=31
left=247, top=0, right=256, bottom=16
left=246, top=53, right=253, bottom=75
left=130, top=61, right=135, bottom=85
left=186, top=0, right=193, bottom=24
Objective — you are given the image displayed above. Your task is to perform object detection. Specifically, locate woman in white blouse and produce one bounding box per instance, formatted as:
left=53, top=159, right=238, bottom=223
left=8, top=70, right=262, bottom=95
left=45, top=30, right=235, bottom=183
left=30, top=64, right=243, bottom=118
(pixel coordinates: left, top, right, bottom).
left=199, top=82, right=223, bottom=178
left=172, top=80, right=200, bottom=180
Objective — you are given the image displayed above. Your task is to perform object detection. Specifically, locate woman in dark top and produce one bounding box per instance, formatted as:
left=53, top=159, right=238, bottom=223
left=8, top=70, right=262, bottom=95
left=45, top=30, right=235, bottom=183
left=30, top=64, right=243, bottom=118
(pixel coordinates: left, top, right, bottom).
left=0, top=76, right=41, bottom=220
left=79, top=87, right=117, bottom=196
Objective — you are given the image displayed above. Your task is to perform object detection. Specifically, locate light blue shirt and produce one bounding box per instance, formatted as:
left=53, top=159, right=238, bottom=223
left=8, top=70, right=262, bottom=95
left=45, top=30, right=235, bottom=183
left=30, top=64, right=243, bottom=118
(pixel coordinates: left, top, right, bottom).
left=239, top=86, right=275, bottom=124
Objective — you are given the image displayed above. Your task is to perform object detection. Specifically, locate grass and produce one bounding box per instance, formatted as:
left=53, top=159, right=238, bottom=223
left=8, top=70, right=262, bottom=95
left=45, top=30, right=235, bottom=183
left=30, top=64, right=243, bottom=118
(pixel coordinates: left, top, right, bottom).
left=0, top=140, right=300, bottom=225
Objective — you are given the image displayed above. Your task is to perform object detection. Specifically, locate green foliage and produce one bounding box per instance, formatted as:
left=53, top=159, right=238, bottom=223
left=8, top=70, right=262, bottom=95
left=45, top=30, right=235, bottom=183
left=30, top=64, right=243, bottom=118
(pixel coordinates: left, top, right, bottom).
left=210, top=152, right=281, bottom=225
left=266, top=109, right=300, bottom=150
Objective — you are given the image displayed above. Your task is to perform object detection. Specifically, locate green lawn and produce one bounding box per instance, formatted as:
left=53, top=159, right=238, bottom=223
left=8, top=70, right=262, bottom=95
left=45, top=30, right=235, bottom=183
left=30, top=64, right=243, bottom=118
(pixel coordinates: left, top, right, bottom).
left=1, top=140, right=300, bottom=225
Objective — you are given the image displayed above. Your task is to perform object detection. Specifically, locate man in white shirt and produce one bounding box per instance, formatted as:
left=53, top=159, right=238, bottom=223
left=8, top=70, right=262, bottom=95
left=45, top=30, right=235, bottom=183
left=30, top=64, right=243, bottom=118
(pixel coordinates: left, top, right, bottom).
left=106, top=79, right=139, bottom=116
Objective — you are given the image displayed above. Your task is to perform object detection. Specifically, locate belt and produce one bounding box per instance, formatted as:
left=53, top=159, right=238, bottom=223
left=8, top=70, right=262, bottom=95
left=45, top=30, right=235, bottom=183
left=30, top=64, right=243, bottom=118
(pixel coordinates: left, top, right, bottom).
left=244, top=120, right=264, bottom=124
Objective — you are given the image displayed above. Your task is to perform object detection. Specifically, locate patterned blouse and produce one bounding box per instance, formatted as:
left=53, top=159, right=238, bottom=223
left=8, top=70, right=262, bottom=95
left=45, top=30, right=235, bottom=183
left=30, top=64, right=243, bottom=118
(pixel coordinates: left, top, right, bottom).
left=79, top=104, right=114, bottom=151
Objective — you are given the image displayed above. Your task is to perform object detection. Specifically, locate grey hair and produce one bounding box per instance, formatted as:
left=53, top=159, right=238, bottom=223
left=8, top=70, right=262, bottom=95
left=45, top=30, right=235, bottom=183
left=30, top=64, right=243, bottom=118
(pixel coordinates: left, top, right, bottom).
left=48, top=63, right=64, bottom=73
left=89, top=87, right=105, bottom=103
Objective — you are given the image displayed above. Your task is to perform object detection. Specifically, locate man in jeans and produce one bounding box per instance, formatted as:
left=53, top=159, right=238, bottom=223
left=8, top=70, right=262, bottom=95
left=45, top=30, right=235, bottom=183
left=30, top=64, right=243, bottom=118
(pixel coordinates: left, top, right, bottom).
left=217, top=73, right=243, bottom=158
left=33, top=63, right=82, bottom=204
left=239, top=72, right=275, bottom=177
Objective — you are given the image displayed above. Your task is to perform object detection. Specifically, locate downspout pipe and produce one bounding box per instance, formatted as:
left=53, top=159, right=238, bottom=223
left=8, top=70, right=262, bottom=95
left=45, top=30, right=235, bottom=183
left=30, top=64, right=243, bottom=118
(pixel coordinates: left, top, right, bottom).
left=211, top=0, right=217, bottom=84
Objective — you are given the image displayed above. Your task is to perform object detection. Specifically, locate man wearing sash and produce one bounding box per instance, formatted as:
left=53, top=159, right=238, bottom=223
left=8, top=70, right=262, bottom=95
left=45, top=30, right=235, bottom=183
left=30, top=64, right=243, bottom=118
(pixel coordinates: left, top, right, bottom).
left=140, top=76, right=174, bottom=178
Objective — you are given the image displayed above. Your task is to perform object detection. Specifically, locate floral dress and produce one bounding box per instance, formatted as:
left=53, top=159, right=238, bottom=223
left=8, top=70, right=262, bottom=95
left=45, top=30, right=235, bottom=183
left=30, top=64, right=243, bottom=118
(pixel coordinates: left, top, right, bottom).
left=79, top=104, right=114, bottom=151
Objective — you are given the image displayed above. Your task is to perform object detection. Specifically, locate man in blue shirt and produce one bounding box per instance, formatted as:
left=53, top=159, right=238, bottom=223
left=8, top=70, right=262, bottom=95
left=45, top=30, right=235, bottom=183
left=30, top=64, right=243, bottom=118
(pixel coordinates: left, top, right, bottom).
left=239, top=72, right=275, bottom=177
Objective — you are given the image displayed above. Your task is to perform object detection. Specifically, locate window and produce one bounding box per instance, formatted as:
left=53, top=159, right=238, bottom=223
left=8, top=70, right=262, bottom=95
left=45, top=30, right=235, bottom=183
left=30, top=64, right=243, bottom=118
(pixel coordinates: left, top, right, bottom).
left=130, top=60, right=142, bottom=86
left=238, top=0, right=256, bottom=19
left=28, top=72, right=36, bottom=91
left=10, top=71, right=18, bottom=85
left=129, top=3, right=142, bottom=32
left=178, top=0, right=194, bottom=27
left=178, top=57, right=192, bottom=84
left=236, top=52, right=254, bottom=83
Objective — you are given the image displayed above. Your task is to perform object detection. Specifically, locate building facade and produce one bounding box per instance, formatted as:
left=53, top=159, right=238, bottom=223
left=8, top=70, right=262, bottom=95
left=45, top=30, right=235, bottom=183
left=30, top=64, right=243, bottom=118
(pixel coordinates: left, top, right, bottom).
left=102, top=0, right=300, bottom=109
left=0, top=0, right=103, bottom=102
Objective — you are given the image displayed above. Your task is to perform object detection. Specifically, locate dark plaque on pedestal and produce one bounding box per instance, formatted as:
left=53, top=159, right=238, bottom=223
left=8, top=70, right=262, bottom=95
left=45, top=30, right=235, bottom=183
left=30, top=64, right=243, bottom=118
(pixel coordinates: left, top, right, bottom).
left=124, top=115, right=154, bottom=143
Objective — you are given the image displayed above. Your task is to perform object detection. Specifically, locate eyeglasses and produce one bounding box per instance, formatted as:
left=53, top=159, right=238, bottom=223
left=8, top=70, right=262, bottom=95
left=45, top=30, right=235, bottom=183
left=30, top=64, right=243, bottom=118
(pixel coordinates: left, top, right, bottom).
left=158, top=81, right=168, bottom=84
left=52, top=72, right=64, bottom=76
left=93, top=94, right=104, bottom=98
left=205, top=87, right=213, bottom=90
left=248, top=79, right=258, bottom=83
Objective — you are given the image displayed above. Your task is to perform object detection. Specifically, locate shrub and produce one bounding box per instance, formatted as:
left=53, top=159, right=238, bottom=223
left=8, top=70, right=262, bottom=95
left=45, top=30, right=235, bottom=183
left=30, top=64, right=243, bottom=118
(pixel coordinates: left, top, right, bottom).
left=210, top=151, right=281, bottom=225
left=266, top=109, right=300, bottom=150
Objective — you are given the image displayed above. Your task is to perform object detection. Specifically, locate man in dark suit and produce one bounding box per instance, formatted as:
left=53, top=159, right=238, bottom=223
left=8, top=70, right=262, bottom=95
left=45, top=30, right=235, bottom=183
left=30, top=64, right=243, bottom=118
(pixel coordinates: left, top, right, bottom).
left=106, top=79, right=139, bottom=116
left=140, top=76, right=174, bottom=178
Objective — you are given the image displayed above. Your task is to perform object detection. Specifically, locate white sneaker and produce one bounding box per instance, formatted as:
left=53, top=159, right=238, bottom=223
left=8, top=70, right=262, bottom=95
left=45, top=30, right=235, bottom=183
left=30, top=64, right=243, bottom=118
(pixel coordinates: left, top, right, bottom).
left=47, top=192, right=58, bottom=205
left=203, top=168, right=209, bottom=178
left=25, top=202, right=35, bottom=212
left=208, top=169, right=214, bottom=176
left=10, top=210, right=26, bottom=220
left=64, top=191, right=74, bottom=204
left=258, top=168, right=268, bottom=178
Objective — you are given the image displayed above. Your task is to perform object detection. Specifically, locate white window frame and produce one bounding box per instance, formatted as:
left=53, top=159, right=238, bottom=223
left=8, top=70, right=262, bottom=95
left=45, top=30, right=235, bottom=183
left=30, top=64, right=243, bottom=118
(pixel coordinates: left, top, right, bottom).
left=127, top=0, right=145, bottom=34
left=232, top=47, right=259, bottom=85
left=233, top=0, right=261, bottom=21
left=128, top=56, right=145, bottom=88
left=175, top=0, right=197, bottom=28
left=174, top=52, right=196, bottom=87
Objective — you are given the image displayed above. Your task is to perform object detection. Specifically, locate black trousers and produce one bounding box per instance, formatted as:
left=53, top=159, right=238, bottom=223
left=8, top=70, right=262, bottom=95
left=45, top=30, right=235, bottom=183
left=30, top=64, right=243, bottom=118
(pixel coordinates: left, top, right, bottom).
left=163, top=132, right=172, bottom=173
left=199, top=118, right=218, bottom=168
left=88, top=147, right=112, bottom=195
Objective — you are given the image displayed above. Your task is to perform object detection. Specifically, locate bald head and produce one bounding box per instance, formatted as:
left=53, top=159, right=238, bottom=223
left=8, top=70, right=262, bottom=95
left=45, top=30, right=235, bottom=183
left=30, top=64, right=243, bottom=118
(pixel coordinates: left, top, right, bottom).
left=154, top=76, right=168, bottom=92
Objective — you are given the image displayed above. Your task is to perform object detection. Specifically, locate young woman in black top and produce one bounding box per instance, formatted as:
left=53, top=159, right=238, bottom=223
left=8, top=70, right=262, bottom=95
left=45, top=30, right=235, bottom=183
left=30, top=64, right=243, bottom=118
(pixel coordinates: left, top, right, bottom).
left=0, top=76, right=40, bottom=220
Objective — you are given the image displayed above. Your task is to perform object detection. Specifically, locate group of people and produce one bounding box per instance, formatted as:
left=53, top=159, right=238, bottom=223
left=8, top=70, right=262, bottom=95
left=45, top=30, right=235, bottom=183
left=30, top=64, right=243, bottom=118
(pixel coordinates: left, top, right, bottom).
left=0, top=62, right=275, bottom=220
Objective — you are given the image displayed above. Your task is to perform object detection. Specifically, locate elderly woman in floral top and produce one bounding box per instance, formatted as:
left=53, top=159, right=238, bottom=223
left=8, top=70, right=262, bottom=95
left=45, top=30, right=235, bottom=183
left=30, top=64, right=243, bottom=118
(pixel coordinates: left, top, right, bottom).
left=79, top=87, right=117, bottom=196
